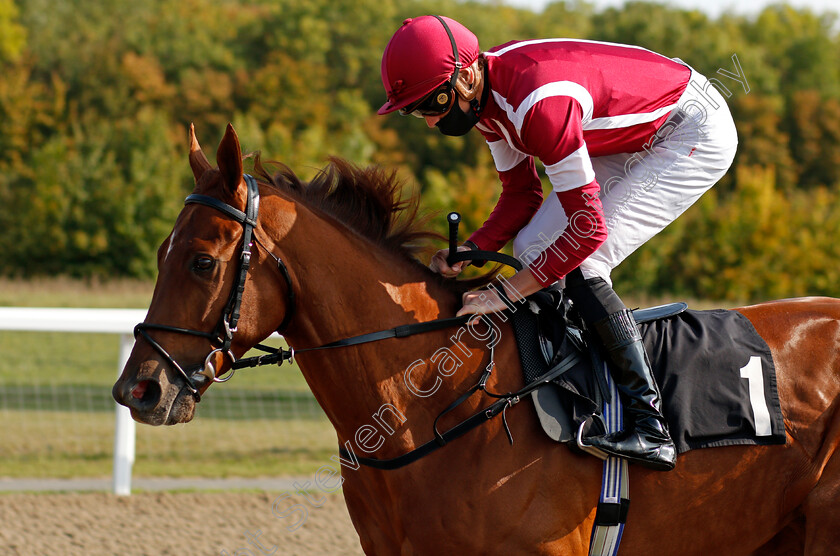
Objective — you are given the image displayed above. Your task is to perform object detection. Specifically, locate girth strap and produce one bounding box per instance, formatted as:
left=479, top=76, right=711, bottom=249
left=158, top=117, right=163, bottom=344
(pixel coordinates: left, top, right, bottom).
left=589, top=363, right=630, bottom=556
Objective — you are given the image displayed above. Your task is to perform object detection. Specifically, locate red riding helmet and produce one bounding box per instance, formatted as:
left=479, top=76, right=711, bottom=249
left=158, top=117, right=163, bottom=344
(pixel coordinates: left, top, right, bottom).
left=378, top=16, right=480, bottom=115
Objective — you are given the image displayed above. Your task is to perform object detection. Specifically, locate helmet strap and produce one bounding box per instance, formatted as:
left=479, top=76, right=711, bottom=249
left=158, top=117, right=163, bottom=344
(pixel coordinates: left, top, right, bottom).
left=432, top=15, right=464, bottom=108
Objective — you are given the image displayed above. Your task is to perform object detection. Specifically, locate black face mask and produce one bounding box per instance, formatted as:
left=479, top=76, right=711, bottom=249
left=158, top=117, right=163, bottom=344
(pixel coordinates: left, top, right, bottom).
left=436, top=100, right=480, bottom=136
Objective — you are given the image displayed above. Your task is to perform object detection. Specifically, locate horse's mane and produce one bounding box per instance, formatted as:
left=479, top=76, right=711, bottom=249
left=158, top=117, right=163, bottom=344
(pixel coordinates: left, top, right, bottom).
left=252, top=155, right=496, bottom=291
left=254, top=154, right=439, bottom=260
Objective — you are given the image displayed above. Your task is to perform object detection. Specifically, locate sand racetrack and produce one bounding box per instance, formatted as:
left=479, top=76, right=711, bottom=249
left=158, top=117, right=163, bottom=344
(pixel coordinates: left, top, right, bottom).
left=0, top=491, right=365, bottom=555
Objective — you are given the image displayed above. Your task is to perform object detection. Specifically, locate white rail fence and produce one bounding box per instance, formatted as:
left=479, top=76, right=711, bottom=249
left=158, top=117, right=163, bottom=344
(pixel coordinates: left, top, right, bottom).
left=0, top=308, right=306, bottom=497
left=0, top=307, right=146, bottom=495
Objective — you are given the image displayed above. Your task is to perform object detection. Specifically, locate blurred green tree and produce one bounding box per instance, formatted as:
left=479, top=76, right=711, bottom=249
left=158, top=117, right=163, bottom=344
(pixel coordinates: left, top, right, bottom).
left=0, top=0, right=25, bottom=63
left=0, top=0, right=838, bottom=303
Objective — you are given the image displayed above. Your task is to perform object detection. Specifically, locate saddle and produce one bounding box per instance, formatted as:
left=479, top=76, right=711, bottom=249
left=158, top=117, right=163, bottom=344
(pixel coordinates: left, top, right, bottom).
left=509, top=290, right=786, bottom=453
left=443, top=228, right=784, bottom=453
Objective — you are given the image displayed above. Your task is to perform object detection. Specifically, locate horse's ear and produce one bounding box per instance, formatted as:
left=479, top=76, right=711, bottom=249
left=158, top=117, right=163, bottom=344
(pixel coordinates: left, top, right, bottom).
left=217, top=123, right=243, bottom=194
left=188, top=123, right=212, bottom=183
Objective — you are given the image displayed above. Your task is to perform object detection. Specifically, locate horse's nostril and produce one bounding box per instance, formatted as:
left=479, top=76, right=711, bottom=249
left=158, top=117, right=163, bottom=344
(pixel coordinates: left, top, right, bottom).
left=131, top=380, right=149, bottom=399
left=130, top=379, right=161, bottom=408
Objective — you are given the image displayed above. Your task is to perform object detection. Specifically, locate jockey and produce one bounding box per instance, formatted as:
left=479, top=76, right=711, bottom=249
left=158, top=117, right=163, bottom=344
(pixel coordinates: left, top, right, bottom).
left=377, top=15, right=737, bottom=471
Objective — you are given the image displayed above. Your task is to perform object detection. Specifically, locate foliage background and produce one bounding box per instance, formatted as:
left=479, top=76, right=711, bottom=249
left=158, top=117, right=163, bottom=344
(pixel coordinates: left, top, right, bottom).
left=1, top=0, right=839, bottom=302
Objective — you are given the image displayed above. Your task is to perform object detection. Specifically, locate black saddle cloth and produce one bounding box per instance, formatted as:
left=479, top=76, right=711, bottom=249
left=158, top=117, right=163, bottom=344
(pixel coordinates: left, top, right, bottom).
left=640, top=308, right=786, bottom=452
left=516, top=293, right=786, bottom=454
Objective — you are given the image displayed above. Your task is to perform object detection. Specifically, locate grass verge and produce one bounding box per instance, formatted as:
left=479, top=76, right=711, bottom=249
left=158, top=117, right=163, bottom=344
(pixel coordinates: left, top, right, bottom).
left=0, top=277, right=332, bottom=480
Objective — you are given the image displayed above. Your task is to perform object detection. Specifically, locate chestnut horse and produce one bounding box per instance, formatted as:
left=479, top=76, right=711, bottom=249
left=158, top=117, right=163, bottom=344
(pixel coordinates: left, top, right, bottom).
left=113, top=124, right=840, bottom=555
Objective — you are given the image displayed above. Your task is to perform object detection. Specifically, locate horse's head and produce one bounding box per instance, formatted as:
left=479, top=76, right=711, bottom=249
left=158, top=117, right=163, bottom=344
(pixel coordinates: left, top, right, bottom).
left=112, top=124, right=292, bottom=425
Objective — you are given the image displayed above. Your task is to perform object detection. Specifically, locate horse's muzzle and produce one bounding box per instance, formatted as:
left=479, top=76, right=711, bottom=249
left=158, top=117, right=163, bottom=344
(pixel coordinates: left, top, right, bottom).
left=112, top=373, right=197, bottom=426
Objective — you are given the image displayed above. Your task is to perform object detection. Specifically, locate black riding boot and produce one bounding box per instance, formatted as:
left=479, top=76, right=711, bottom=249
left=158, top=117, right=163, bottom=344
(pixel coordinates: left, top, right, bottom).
left=565, top=269, right=676, bottom=471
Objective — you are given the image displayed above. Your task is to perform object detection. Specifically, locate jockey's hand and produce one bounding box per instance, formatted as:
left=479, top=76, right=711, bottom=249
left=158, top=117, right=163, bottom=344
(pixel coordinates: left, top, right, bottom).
left=429, top=244, right=474, bottom=278
left=455, top=268, right=542, bottom=324
left=456, top=288, right=509, bottom=325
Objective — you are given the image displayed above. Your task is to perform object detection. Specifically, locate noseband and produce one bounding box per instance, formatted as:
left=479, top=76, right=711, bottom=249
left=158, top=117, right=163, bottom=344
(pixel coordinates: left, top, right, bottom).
left=134, top=174, right=295, bottom=401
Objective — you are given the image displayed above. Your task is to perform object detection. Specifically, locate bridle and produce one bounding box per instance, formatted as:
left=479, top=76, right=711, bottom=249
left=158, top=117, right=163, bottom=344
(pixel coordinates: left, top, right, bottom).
left=134, top=174, right=296, bottom=401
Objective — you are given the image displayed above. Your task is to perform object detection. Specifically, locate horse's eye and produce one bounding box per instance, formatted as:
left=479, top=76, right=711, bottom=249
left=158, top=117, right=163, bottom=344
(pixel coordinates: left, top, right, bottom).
left=193, top=255, right=215, bottom=272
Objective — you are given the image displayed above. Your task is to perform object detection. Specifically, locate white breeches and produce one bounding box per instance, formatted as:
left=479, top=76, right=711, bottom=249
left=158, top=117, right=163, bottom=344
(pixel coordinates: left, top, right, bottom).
left=513, top=67, right=738, bottom=285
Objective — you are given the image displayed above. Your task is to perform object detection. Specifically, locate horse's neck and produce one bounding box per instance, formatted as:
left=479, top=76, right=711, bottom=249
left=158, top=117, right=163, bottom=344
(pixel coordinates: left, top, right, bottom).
left=269, top=203, right=472, bottom=444
left=287, top=232, right=451, bottom=348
